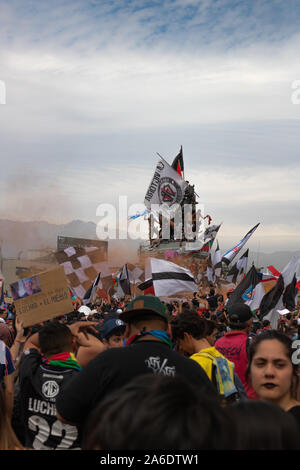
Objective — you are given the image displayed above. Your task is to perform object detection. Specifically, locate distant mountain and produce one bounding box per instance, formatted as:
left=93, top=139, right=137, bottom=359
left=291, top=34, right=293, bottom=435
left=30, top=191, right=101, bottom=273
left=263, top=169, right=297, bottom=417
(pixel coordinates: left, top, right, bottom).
left=0, top=218, right=140, bottom=266
left=0, top=218, right=298, bottom=270
left=248, top=251, right=300, bottom=272
left=0, top=219, right=98, bottom=258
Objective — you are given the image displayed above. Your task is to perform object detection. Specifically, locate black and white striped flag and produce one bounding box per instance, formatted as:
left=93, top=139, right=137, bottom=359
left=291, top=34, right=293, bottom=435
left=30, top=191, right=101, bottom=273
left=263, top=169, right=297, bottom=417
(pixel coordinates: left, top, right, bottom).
left=139, top=258, right=197, bottom=297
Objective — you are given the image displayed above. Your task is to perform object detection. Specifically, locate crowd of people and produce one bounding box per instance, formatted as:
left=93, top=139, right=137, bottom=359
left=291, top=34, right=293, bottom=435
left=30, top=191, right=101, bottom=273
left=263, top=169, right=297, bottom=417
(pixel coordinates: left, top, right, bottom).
left=1, top=283, right=300, bottom=451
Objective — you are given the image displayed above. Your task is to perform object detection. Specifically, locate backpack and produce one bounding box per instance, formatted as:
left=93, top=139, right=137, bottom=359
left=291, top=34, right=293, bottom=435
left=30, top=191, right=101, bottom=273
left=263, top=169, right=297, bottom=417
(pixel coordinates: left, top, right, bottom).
left=197, top=351, right=241, bottom=405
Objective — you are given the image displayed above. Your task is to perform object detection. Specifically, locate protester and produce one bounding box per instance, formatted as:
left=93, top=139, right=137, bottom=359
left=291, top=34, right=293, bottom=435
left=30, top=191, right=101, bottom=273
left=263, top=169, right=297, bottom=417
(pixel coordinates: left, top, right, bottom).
left=56, top=295, right=215, bottom=435
left=171, top=311, right=247, bottom=403
left=100, top=317, right=126, bottom=348
left=83, top=374, right=235, bottom=450
left=0, top=319, right=15, bottom=348
left=246, top=330, right=300, bottom=426
left=215, top=303, right=258, bottom=399
left=206, top=288, right=219, bottom=311
left=18, top=320, right=97, bottom=449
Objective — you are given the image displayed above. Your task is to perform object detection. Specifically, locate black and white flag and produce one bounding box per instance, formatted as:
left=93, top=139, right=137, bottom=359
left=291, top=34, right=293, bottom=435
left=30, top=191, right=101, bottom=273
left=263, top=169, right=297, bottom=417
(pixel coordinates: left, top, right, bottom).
left=139, top=258, right=197, bottom=297
left=261, top=256, right=300, bottom=327
left=227, top=249, right=249, bottom=284
left=204, top=224, right=222, bottom=241
left=222, top=223, right=259, bottom=266
left=82, top=272, right=101, bottom=306
left=144, top=157, right=188, bottom=209
left=119, top=264, right=131, bottom=296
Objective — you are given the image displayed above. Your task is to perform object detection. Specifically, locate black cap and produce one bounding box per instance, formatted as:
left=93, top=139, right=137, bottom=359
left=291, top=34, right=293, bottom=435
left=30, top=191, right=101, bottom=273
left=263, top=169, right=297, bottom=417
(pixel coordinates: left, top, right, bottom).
left=228, top=303, right=253, bottom=325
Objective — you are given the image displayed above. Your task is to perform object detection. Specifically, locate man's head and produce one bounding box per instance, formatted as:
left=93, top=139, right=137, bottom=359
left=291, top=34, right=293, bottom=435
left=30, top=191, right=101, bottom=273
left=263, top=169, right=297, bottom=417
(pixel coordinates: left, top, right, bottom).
left=171, top=311, right=208, bottom=355
left=38, top=321, right=74, bottom=358
left=227, top=304, right=253, bottom=332
left=119, top=295, right=170, bottom=338
left=262, top=319, right=271, bottom=329
left=101, top=318, right=126, bottom=348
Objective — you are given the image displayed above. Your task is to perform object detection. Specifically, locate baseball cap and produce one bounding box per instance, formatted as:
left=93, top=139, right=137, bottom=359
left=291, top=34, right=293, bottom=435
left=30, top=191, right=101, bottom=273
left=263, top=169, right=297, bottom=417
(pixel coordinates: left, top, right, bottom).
left=119, top=295, right=169, bottom=323
left=101, top=318, right=126, bottom=339
left=228, top=303, right=253, bottom=325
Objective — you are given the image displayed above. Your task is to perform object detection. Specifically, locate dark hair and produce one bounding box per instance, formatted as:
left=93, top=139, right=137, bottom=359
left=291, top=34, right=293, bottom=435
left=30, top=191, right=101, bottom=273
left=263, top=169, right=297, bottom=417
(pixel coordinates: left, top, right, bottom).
left=262, top=320, right=270, bottom=328
left=171, top=311, right=207, bottom=341
left=205, top=320, right=217, bottom=336
left=229, top=400, right=300, bottom=450
left=105, top=326, right=126, bottom=341
left=83, top=374, right=235, bottom=450
left=38, top=321, right=73, bottom=356
left=246, top=330, right=298, bottom=383
left=217, top=314, right=227, bottom=324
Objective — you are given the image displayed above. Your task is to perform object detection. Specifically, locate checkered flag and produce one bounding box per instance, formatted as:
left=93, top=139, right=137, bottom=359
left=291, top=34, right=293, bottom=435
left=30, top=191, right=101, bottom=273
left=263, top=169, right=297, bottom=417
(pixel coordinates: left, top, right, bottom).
left=55, top=246, right=108, bottom=299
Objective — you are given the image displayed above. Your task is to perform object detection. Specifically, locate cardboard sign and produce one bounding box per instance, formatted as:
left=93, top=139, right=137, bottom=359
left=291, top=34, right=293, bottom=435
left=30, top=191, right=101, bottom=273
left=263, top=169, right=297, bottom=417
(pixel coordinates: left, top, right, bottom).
left=13, top=266, right=73, bottom=327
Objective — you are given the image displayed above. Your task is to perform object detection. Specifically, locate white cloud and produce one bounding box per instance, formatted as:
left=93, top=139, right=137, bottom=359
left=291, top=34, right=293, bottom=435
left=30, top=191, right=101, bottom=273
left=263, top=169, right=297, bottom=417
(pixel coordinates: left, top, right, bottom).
left=0, top=0, right=299, bottom=253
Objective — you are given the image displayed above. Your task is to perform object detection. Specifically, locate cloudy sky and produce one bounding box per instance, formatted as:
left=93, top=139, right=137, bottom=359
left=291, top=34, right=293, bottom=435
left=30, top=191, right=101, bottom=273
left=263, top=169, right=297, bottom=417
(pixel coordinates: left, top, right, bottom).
left=0, top=0, right=299, bottom=253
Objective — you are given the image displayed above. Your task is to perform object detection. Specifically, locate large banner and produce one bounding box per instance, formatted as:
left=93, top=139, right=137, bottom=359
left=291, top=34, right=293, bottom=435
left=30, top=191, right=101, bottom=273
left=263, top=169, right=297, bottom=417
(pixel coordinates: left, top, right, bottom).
left=55, top=246, right=109, bottom=299
left=144, top=158, right=188, bottom=209
left=12, top=267, right=73, bottom=327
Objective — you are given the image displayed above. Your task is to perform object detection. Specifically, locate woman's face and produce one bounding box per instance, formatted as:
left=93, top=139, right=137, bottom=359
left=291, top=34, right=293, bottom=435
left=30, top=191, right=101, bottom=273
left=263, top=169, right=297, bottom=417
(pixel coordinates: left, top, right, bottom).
left=250, top=339, right=293, bottom=403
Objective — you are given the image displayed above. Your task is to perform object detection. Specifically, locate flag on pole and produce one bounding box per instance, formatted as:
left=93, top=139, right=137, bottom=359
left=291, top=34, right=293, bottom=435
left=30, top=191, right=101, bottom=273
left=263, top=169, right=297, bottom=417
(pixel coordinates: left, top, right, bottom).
left=222, top=223, right=260, bottom=266
left=144, top=156, right=188, bottom=209
left=226, top=249, right=249, bottom=284
left=204, top=224, right=222, bottom=241
left=245, top=274, right=277, bottom=311
left=171, top=146, right=184, bottom=177
left=119, top=264, right=131, bottom=296
left=226, top=265, right=262, bottom=309
left=138, top=258, right=197, bottom=297
left=260, top=257, right=300, bottom=326
left=82, top=273, right=101, bottom=306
